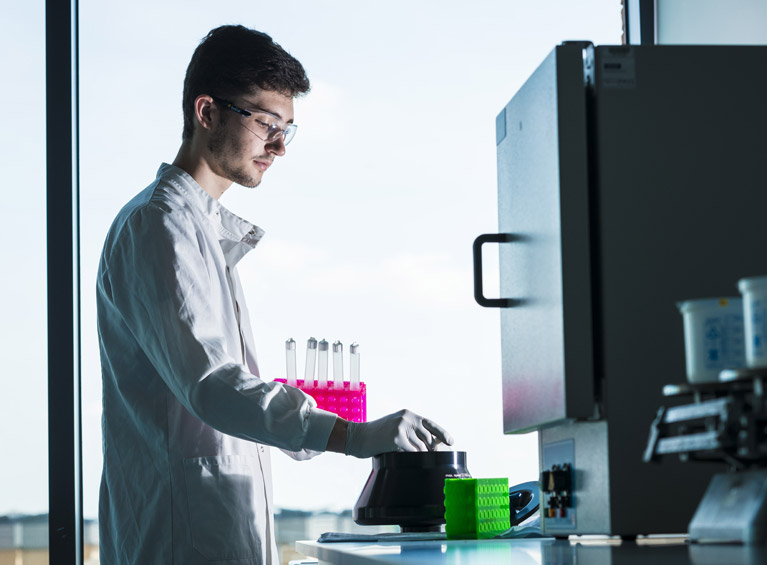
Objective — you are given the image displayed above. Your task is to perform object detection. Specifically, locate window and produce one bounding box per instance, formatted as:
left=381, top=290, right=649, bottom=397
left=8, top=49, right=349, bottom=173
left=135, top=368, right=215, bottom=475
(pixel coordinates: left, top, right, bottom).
left=0, top=2, right=49, bottom=564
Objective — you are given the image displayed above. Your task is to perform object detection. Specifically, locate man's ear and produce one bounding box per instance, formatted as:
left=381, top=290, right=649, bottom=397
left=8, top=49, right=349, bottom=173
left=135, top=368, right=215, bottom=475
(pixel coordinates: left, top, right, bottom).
left=194, top=95, right=216, bottom=132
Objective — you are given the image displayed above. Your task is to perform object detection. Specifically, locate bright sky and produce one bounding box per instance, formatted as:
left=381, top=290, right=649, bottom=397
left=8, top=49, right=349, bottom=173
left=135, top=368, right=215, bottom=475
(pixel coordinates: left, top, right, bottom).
left=0, top=0, right=621, bottom=518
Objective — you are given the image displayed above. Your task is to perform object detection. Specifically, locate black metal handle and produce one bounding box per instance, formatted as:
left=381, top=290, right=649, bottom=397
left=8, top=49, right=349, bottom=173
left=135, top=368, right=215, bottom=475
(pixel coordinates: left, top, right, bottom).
left=473, top=233, right=518, bottom=308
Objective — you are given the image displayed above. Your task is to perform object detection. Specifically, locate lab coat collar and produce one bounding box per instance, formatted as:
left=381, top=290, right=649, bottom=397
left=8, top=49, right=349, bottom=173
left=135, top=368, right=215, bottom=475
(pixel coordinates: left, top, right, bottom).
left=157, top=163, right=265, bottom=266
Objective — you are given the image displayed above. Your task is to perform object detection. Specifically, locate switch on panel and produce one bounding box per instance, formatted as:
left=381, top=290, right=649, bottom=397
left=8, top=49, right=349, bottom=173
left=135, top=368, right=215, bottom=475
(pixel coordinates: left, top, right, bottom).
left=542, top=464, right=573, bottom=518
left=541, top=439, right=576, bottom=529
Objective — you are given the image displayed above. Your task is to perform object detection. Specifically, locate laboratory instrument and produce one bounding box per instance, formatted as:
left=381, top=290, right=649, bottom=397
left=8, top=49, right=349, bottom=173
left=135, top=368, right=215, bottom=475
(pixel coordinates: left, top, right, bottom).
left=474, top=42, right=767, bottom=537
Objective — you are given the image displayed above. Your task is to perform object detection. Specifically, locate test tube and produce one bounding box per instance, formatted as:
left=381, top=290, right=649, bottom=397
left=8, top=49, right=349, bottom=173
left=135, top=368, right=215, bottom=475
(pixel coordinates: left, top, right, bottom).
left=304, top=337, right=317, bottom=388
left=317, top=339, right=329, bottom=389
left=333, top=341, right=344, bottom=390
left=350, top=342, right=360, bottom=391
left=285, top=338, right=297, bottom=387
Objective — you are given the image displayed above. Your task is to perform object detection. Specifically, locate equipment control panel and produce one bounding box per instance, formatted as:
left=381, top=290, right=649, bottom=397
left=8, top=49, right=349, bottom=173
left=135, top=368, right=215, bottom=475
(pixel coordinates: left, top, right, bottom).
left=541, top=439, right=576, bottom=531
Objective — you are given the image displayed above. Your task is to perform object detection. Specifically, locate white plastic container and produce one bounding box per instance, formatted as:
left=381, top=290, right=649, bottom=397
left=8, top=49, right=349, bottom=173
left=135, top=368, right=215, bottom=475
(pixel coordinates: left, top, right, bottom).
left=737, top=276, right=767, bottom=368
left=677, top=297, right=745, bottom=383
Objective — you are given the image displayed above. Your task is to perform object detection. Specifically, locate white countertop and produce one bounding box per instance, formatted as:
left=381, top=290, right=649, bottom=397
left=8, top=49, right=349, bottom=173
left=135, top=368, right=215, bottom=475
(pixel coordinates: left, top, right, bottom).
left=295, top=537, right=767, bottom=565
left=296, top=538, right=547, bottom=565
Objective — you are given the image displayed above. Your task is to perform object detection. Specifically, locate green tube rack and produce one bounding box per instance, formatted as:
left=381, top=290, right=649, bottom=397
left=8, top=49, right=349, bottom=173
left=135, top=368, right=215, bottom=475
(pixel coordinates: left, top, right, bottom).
left=443, top=478, right=510, bottom=539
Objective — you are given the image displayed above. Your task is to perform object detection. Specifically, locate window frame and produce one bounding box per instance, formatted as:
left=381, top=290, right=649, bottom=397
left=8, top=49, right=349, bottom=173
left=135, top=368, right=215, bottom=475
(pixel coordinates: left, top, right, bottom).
left=624, top=0, right=657, bottom=44
left=47, top=0, right=83, bottom=562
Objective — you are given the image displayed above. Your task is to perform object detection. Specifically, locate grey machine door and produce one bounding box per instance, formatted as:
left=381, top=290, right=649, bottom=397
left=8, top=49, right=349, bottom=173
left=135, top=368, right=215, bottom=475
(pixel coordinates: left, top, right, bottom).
left=494, top=43, right=596, bottom=434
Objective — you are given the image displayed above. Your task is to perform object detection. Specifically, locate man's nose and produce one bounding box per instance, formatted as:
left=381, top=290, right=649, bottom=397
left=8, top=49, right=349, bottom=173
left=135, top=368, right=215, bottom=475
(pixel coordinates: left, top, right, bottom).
left=266, top=137, right=286, bottom=156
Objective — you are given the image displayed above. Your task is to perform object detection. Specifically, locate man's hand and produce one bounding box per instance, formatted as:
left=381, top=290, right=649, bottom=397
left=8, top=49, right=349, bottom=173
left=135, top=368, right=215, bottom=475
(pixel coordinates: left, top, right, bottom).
left=342, top=409, right=454, bottom=459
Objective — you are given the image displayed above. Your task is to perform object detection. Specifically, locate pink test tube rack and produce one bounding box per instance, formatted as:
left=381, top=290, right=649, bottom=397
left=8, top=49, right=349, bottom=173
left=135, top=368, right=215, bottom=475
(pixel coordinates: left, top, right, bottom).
left=275, top=379, right=367, bottom=423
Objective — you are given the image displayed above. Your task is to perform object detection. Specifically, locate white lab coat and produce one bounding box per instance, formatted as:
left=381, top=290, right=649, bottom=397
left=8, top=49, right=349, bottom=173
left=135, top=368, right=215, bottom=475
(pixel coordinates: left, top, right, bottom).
left=96, top=163, right=337, bottom=564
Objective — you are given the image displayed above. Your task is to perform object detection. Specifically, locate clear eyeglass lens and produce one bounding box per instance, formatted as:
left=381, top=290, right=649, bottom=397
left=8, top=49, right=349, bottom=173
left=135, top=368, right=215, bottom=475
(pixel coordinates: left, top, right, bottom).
left=264, top=125, right=284, bottom=143
left=243, top=113, right=296, bottom=145
left=282, top=125, right=297, bottom=145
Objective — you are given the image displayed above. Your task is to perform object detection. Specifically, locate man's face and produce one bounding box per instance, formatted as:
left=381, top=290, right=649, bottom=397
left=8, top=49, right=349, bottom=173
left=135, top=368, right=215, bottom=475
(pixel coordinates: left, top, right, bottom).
left=206, top=89, right=295, bottom=188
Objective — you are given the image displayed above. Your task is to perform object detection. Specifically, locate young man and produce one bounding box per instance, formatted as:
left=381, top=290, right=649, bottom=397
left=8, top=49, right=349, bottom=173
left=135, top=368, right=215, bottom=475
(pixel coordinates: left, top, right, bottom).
left=96, top=25, right=453, bottom=564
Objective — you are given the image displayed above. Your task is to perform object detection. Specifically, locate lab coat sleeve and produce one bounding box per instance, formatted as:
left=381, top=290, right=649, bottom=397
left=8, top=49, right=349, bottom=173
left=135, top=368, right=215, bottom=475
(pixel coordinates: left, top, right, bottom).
left=101, top=203, right=336, bottom=452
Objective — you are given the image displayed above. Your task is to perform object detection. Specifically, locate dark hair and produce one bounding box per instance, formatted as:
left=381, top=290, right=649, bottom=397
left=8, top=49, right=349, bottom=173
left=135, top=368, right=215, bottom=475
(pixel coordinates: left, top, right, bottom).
left=181, top=25, right=310, bottom=139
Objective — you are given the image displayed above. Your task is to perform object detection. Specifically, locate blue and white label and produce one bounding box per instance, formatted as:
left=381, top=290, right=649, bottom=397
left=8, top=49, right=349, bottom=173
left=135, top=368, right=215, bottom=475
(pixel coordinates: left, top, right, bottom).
left=745, top=297, right=767, bottom=367
left=680, top=298, right=746, bottom=383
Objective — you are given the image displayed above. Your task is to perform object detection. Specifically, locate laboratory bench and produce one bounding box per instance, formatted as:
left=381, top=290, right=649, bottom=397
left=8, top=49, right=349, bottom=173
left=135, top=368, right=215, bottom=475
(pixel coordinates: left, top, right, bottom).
left=295, top=537, right=767, bottom=565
